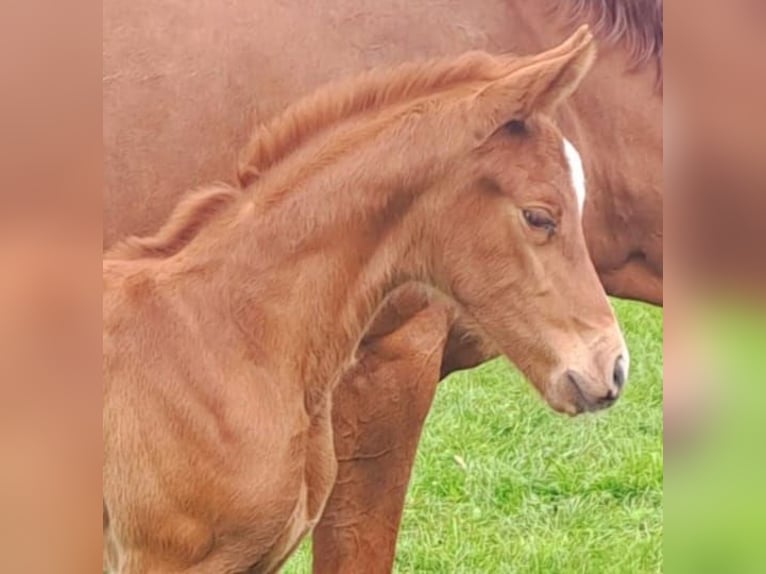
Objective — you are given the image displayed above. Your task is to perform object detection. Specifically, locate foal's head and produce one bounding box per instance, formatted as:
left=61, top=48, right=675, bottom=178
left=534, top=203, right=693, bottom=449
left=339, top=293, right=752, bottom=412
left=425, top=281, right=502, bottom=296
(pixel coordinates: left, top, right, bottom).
left=418, top=27, right=628, bottom=414
left=376, top=27, right=628, bottom=414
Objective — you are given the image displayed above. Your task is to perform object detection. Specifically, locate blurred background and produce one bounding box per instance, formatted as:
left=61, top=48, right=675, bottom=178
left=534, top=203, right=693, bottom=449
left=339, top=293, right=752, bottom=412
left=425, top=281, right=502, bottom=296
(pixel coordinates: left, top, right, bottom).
left=666, top=0, right=766, bottom=571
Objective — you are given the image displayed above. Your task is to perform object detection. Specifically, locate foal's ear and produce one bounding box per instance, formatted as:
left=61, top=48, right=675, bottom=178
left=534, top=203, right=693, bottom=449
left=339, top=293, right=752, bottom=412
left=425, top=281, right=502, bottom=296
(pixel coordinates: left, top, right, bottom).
left=471, top=25, right=596, bottom=133
left=516, top=25, right=596, bottom=114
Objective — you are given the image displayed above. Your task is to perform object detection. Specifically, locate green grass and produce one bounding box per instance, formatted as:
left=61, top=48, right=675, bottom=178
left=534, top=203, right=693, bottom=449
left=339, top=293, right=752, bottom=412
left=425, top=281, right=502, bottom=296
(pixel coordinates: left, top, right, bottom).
left=284, top=300, right=663, bottom=573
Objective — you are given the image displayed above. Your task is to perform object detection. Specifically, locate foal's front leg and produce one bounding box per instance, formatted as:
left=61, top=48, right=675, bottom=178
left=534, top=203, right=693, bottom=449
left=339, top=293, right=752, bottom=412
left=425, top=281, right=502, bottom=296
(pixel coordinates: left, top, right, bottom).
left=312, top=304, right=452, bottom=574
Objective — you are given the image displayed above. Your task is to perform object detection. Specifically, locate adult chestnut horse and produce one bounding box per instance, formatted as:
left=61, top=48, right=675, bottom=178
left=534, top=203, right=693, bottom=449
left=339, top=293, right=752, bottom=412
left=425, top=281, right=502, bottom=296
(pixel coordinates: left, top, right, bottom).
left=104, top=1, right=661, bottom=571
left=104, top=30, right=629, bottom=572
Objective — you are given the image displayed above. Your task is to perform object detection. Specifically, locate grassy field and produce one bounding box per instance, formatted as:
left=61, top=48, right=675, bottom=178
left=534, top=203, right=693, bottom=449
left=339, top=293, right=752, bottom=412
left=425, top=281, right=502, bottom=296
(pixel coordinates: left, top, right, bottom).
left=284, top=299, right=663, bottom=573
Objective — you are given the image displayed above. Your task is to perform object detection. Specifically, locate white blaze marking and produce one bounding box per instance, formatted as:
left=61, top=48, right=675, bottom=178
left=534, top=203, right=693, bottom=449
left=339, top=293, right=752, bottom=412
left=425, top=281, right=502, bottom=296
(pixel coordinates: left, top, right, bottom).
left=563, top=138, right=586, bottom=215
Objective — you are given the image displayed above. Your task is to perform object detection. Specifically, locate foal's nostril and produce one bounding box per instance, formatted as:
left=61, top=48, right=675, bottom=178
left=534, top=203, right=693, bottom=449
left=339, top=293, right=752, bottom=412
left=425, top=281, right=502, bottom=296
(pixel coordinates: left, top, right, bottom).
left=613, top=355, right=626, bottom=389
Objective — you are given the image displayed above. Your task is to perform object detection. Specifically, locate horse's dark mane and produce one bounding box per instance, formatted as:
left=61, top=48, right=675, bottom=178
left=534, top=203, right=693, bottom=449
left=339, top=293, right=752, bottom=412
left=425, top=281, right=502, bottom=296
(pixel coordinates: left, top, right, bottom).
left=556, top=0, right=662, bottom=84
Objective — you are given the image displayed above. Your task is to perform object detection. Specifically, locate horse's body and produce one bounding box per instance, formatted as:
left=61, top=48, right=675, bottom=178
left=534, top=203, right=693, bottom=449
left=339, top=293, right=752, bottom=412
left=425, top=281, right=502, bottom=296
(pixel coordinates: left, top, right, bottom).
left=104, top=31, right=629, bottom=572
left=103, top=1, right=662, bottom=571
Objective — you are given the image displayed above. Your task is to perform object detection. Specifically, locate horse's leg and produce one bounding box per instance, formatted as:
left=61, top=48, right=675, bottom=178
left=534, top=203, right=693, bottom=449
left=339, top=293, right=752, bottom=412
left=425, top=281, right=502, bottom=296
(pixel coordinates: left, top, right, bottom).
left=312, top=304, right=452, bottom=574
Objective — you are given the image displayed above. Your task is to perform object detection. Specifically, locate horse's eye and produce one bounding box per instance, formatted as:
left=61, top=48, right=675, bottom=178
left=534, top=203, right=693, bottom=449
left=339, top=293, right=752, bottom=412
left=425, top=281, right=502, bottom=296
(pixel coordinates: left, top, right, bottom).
left=504, top=119, right=526, bottom=135
left=523, top=208, right=556, bottom=234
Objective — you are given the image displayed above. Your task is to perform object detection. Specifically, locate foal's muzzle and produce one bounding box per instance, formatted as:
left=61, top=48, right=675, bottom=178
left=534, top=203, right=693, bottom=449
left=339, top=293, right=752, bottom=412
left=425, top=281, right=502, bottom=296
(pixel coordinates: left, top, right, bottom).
left=557, top=351, right=629, bottom=415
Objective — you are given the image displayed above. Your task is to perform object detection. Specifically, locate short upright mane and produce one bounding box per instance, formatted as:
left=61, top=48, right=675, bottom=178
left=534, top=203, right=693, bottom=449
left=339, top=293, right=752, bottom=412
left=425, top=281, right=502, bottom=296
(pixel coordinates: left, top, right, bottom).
left=237, top=52, right=511, bottom=186
left=110, top=53, right=514, bottom=261
left=555, top=0, right=663, bottom=84
left=237, top=4, right=661, bottom=185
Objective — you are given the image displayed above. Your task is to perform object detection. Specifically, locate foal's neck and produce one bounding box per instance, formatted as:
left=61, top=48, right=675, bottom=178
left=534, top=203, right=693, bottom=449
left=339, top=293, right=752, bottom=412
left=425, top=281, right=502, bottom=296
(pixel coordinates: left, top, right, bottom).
left=190, top=140, right=438, bottom=397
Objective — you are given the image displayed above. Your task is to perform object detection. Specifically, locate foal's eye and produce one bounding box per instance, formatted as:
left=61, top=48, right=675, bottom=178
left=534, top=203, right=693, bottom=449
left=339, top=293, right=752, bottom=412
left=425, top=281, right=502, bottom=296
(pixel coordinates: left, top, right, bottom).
left=503, top=119, right=527, bottom=135
left=523, top=208, right=557, bottom=234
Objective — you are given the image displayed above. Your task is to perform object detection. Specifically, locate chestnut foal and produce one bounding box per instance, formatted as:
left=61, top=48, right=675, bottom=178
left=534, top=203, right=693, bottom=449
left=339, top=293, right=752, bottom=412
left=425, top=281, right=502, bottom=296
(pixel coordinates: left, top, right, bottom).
left=103, top=27, right=627, bottom=573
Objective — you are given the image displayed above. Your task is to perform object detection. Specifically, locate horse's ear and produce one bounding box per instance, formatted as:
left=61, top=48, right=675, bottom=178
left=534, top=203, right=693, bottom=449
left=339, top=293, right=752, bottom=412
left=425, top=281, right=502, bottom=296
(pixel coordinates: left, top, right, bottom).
left=471, top=26, right=596, bottom=132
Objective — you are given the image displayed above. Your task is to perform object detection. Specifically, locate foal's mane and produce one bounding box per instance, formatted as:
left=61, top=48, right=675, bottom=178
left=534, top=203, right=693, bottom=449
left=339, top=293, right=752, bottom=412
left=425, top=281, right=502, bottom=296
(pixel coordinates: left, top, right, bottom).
left=237, top=51, right=509, bottom=187
left=238, top=2, right=662, bottom=186
left=556, top=0, right=663, bottom=82
left=110, top=52, right=509, bottom=260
